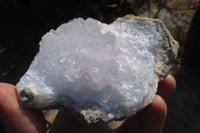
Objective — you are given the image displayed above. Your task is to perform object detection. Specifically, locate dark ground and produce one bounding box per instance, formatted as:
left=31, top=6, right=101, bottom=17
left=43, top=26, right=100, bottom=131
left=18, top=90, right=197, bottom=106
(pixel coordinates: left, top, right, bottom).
left=0, top=0, right=200, bottom=132
left=164, top=6, right=200, bottom=133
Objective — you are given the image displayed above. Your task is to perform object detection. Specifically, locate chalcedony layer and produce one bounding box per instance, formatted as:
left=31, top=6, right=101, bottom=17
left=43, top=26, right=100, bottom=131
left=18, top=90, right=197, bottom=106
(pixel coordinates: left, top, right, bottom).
left=16, top=15, right=179, bottom=124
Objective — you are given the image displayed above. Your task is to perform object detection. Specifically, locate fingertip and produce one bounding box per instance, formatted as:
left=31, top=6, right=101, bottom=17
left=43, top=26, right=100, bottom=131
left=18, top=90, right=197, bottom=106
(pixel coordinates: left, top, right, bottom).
left=165, top=74, right=176, bottom=91
left=0, top=83, right=16, bottom=95
left=148, top=95, right=167, bottom=119
left=0, top=82, right=15, bottom=88
left=157, top=74, right=176, bottom=101
left=141, top=95, right=167, bottom=133
left=0, top=83, right=19, bottom=114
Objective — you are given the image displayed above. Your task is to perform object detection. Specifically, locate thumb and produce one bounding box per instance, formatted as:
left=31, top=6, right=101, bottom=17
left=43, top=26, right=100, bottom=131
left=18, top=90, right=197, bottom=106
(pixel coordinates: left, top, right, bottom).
left=0, top=83, right=46, bottom=133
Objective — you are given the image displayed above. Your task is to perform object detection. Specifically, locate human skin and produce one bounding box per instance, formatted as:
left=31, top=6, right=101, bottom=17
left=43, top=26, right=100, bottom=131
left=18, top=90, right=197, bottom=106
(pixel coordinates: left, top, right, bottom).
left=0, top=74, right=176, bottom=133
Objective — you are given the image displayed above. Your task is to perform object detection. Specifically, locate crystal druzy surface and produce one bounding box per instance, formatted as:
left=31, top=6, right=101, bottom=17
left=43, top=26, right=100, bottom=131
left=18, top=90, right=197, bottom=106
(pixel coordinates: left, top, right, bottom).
left=16, top=15, right=179, bottom=124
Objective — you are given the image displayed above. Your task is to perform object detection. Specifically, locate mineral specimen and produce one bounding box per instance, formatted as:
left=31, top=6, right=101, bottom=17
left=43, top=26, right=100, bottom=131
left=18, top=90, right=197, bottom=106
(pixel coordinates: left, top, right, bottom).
left=16, top=15, right=179, bottom=124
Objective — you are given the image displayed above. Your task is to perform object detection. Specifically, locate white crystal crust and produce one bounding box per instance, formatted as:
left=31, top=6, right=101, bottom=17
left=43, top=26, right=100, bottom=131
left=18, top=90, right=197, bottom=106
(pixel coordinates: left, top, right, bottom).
left=16, top=16, right=178, bottom=123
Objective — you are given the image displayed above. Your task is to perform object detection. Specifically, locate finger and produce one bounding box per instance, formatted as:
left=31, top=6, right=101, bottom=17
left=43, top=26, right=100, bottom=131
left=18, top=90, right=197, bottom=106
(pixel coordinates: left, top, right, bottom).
left=50, top=110, right=112, bottom=133
left=117, top=95, right=167, bottom=133
left=0, top=83, right=47, bottom=133
left=157, top=74, right=176, bottom=101
left=139, top=95, right=167, bottom=133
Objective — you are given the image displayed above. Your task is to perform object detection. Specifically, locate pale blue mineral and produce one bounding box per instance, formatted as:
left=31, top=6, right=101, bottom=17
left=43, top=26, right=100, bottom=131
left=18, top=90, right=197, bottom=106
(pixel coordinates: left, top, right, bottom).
left=16, top=15, right=178, bottom=124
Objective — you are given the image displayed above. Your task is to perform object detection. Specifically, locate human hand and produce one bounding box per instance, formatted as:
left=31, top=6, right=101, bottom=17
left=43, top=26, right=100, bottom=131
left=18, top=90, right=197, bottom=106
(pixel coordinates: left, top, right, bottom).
left=0, top=74, right=176, bottom=133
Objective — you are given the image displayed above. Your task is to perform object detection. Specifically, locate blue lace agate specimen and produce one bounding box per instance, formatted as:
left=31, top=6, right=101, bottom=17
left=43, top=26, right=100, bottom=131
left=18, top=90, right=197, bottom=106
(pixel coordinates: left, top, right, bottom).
left=16, top=15, right=178, bottom=124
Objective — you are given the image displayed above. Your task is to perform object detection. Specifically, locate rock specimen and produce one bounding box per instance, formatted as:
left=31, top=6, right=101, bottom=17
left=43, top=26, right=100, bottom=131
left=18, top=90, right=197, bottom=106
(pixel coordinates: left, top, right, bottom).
left=16, top=15, right=179, bottom=124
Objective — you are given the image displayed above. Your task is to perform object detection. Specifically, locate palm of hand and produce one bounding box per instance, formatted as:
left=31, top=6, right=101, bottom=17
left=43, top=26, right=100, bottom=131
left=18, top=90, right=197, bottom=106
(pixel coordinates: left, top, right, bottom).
left=0, top=75, right=175, bottom=133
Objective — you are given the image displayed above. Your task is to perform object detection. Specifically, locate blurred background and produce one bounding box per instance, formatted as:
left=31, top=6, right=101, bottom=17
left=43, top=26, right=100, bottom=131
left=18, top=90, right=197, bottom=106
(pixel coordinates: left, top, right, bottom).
left=0, top=0, right=200, bottom=132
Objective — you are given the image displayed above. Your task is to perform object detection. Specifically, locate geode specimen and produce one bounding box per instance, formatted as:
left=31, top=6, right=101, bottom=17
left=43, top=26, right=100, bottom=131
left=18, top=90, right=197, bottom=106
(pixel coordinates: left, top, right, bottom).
left=16, top=15, right=179, bottom=124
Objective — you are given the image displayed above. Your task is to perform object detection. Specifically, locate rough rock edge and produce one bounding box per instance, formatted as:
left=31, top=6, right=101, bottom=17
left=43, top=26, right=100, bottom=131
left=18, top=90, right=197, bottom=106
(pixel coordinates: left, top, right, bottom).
left=121, top=15, right=179, bottom=79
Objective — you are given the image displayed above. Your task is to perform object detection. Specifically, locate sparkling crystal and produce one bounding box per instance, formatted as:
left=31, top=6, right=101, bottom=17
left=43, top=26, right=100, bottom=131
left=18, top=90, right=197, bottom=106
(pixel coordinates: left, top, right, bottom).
left=16, top=15, right=179, bottom=124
